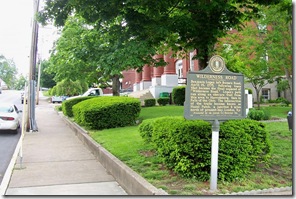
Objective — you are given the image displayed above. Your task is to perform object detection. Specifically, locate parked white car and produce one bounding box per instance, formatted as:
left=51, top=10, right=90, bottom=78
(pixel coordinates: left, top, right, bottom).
left=66, top=88, right=103, bottom=100
left=0, top=103, right=22, bottom=133
left=51, top=96, right=69, bottom=103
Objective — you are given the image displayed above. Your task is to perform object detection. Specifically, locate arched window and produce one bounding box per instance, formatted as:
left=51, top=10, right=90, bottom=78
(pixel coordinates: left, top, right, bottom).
left=175, top=60, right=183, bottom=78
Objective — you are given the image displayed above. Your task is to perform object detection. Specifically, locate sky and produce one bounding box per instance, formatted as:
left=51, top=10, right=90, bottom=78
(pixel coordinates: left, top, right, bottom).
left=0, top=0, right=58, bottom=77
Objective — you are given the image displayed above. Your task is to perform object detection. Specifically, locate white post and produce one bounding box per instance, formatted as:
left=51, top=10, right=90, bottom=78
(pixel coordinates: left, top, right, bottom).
left=210, top=119, right=220, bottom=191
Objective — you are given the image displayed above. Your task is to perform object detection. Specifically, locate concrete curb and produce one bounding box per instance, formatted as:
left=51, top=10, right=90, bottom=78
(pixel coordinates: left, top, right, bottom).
left=0, top=134, right=23, bottom=195
left=57, top=111, right=168, bottom=195
left=225, top=186, right=292, bottom=195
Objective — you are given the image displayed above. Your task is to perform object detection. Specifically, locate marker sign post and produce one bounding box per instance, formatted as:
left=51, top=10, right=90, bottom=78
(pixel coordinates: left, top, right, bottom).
left=184, top=55, right=245, bottom=191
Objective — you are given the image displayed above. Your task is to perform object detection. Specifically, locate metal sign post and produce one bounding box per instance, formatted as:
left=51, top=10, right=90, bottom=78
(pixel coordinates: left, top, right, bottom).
left=210, top=119, right=220, bottom=191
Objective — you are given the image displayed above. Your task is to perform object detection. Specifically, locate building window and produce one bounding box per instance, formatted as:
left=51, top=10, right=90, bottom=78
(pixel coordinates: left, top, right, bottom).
left=261, top=89, right=270, bottom=101
left=189, top=51, right=194, bottom=71
left=175, top=60, right=183, bottom=78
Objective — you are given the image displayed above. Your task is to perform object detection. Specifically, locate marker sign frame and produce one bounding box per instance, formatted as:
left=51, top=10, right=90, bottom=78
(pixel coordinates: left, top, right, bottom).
left=184, top=55, right=246, bottom=121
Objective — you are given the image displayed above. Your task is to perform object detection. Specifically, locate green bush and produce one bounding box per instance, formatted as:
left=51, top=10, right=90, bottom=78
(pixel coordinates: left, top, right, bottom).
left=276, top=97, right=291, bottom=106
left=246, top=88, right=253, bottom=94
left=72, top=96, right=141, bottom=130
left=138, top=119, right=156, bottom=143
left=149, top=116, right=212, bottom=180
left=247, top=108, right=271, bottom=120
left=62, top=96, right=96, bottom=117
left=157, top=97, right=170, bottom=106
left=144, top=99, right=156, bottom=107
left=172, top=86, right=186, bottom=106
left=139, top=117, right=271, bottom=182
left=219, top=119, right=271, bottom=181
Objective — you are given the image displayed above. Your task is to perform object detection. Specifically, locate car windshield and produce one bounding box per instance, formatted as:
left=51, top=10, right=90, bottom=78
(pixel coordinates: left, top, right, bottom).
left=0, top=105, right=13, bottom=113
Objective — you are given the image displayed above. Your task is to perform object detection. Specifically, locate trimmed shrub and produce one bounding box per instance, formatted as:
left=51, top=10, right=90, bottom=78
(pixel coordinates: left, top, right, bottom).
left=219, top=119, right=271, bottom=181
left=62, top=96, right=96, bottom=117
left=172, top=86, right=186, bottom=105
left=157, top=97, right=170, bottom=106
left=138, top=119, right=156, bottom=143
left=139, top=117, right=271, bottom=182
left=247, top=109, right=264, bottom=120
left=150, top=116, right=212, bottom=180
left=247, top=108, right=271, bottom=120
left=72, top=96, right=141, bottom=130
left=144, top=99, right=156, bottom=107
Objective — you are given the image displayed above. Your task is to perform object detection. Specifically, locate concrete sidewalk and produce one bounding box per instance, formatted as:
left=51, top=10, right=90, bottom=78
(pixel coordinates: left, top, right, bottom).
left=5, top=95, right=127, bottom=195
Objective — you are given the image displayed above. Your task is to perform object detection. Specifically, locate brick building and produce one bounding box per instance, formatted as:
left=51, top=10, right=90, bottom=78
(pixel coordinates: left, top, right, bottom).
left=125, top=50, right=200, bottom=99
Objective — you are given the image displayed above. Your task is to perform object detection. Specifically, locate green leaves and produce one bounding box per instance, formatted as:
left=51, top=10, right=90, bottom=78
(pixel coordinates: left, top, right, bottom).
left=0, top=54, right=18, bottom=88
left=40, top=0, right=282, bottom=68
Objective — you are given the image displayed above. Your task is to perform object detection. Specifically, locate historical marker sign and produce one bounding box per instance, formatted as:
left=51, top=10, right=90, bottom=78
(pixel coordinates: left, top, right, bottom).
left=184, top=55, right=246, bottom=121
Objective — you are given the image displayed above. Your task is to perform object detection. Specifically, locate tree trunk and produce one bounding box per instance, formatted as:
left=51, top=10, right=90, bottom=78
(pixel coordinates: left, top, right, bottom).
left=112, top=74, right=120, bottom=96
left=198, top=54, right=209, bottom=70
left=255, top=89, right=261, bottom=109
left=284, top=67, right=293, bottom=99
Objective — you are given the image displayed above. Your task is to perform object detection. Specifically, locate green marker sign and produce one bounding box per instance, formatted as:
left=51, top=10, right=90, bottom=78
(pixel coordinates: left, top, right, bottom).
left=184, top=55, right=246, bottom=121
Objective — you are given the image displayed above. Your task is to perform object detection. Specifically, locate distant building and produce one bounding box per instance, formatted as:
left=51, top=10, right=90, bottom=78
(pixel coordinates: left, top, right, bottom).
left=245, top=77, right=292, bottom=103
left=127, top=51, right=199, bottom=99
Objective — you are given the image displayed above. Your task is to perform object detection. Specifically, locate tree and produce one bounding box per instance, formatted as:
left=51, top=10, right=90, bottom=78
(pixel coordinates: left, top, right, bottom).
left=14, top=74, right=27, bottom=90
left=215, top=3, right=292, bottom=109
left=38, top=0, right=281, bottom=69
left=47, top=15, right=162, bottom=95
left=47, top=16, right=99, bottom=84
left=50, top=79, right=85, bottom=96
left=0, top=54, right=18, bottom=89
left=262, top=1, right=292, bottom=98
left=40, top=60, right=56, bottom=89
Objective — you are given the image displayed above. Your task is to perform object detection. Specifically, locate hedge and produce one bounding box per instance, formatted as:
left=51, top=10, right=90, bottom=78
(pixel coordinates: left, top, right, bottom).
left=144, top=99, right=156, bottom=107
left=62, top=96, right=96, bottom=117
left=157, top=97, right=170, bottom=106
left=138, top=117, right=271, bottom=181
left=72, top=96, right=141, bottom=130
left=247, top=108, right=271, bottom=120
left=172, top=86, right=186, bottom=105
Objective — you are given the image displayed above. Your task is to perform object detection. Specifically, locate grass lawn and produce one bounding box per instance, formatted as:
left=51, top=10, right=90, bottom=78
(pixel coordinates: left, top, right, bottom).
left=89, top=105, right=292, bottom=195
left=260, top=106, right=292, bottom=119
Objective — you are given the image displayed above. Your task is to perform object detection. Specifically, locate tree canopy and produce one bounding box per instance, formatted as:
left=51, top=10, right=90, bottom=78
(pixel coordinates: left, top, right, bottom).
left=39, top=60, right=56, bottom=89
left=47, top=15, right=163, bottom=95
left=0, top=54, right=18, bottom=88
left=39, top=0, right=281, bottom=69
left=214, top=2, right=292, bottom=108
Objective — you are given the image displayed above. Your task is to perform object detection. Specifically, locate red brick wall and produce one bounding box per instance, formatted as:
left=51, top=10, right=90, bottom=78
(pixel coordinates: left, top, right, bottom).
left=121, top=70, right=135, bottom=90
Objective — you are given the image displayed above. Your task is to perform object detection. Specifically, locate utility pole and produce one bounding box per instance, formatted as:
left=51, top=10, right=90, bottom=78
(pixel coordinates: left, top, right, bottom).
left=36, top=56, right=42, bottom=105
left=26, top=0, right=40, bottom=132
